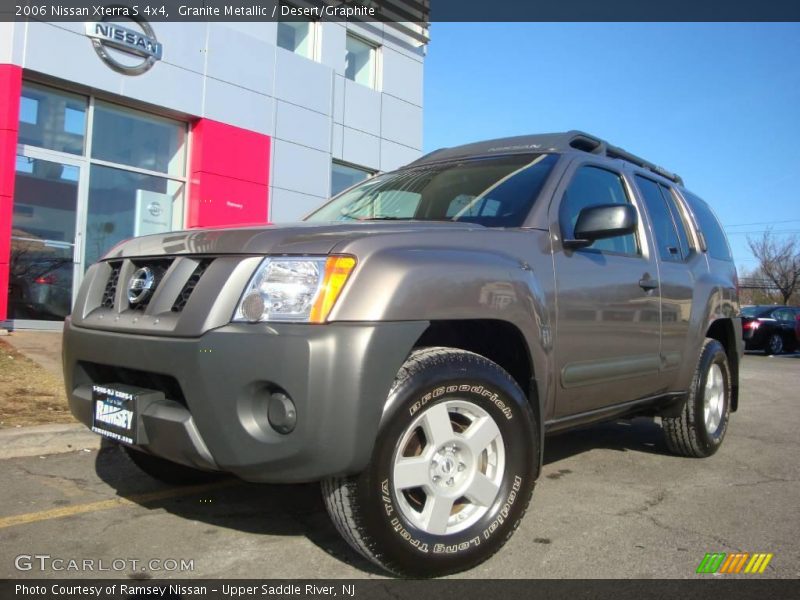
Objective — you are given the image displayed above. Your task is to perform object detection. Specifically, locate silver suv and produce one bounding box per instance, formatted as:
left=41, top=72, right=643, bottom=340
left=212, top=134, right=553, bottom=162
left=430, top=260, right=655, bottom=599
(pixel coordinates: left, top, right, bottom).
left=63, top=131, right=742, bottom=576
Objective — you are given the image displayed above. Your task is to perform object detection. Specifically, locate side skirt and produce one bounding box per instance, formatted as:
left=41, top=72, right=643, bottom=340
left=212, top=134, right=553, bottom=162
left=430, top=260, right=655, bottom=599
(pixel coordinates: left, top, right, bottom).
left=544, top=391, right=687, bottom=434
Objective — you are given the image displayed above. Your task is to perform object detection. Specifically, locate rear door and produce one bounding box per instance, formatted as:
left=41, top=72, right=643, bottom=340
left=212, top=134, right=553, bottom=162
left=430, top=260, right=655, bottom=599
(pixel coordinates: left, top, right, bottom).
left=550, top=159, right=661, bottom=418
left=773, top=307, right=798, bottom=344
left=632, top=175, right=707, bottom=390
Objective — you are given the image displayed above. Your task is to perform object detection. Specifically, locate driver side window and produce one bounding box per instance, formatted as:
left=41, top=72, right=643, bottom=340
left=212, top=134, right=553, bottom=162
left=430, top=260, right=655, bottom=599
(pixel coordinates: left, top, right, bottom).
left=560, top=166, right=639, bottom=255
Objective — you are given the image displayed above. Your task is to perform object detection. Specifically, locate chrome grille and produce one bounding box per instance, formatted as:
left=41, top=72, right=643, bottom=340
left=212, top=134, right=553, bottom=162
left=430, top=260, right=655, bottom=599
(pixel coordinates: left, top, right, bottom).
left=101, top=262, right=121, bottom=308
left=172, top=258, right=213, bottom=312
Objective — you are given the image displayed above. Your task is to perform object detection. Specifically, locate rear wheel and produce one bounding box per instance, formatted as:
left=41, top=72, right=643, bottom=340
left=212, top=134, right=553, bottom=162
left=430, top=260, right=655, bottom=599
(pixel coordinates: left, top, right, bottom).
left=122, top=445, right=220, bottom=485
left=765, top=333, right=784, bottom=355
left=322, top=347, right=538, bottom=577
left=662, top=338, right=731, bottom=458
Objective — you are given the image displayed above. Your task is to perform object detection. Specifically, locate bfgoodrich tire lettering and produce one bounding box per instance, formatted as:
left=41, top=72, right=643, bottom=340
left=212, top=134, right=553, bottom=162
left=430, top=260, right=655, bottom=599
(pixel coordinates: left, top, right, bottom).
left=322, top=347, right=538, bottom=577
left=662, top=338, right=731, bottom=458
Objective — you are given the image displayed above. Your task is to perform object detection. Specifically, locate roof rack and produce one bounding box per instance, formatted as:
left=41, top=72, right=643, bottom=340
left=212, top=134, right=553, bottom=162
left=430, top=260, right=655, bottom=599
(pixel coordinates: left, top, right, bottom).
left=411, top=130, right=683, bottom=185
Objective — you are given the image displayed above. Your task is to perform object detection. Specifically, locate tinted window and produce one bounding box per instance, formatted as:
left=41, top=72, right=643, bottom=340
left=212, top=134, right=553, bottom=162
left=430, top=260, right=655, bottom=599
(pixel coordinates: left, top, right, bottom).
left=659, top=185, right=692, bottom=256
left=307, top=154, right=558, bottom=227
left=561, top=166, right=638, bottom=255
left=636, top=176, right=683, bottom=261
left=682, top=191, right=732, bottom=261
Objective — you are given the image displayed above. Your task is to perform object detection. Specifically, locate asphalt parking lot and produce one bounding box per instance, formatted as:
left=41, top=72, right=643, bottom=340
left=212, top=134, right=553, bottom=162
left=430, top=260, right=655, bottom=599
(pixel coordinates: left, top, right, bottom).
left=0, top=353, right=797, bottom=580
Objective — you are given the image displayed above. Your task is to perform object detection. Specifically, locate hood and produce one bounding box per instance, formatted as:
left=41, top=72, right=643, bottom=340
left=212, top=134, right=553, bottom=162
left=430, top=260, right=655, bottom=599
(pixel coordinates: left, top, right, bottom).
left=102, top=221, right=486, bottom=259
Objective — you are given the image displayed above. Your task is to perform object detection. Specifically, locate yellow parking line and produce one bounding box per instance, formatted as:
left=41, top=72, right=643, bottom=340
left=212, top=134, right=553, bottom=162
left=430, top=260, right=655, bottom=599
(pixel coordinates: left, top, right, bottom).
left=0, top=479, right=240, bottom=529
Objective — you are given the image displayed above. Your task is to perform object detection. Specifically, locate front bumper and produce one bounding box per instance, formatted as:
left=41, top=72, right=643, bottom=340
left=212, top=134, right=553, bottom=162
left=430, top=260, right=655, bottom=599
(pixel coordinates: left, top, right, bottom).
left=63, top=318, right=427, bottom=483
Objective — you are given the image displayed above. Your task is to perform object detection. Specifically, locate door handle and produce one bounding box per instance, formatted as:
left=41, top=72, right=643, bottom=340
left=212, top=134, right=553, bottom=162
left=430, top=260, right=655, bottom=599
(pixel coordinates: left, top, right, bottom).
left=639, top=277, right=659, bottom=291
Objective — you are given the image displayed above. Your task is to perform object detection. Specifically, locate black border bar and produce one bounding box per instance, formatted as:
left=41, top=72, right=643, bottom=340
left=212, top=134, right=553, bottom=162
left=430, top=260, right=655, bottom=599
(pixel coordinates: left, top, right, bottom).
left=2, top=0, right=800, bottom=22
left=2, top=579, right=799, bottom=600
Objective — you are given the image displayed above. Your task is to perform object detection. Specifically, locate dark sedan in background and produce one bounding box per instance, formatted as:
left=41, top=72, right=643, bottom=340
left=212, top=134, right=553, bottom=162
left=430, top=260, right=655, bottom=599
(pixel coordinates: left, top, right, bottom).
left=741, top=305, right=800, bottom=355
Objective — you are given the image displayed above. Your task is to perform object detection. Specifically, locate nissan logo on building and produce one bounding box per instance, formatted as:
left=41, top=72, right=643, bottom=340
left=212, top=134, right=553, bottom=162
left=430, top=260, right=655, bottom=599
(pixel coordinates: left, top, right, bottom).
left=147, top=201, right=163, bottom=217
left=84, top=9, right=162, bottom=75
left=127, top=267, right=155, bottom=305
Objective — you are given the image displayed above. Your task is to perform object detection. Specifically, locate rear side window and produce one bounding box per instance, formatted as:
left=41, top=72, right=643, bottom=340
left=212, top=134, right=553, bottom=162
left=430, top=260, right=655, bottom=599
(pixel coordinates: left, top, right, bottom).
left=659, top=185, right=692, bottom=256
left=560, top=166, right=639, bottom=255
left=635, top=175, right=684, bottom=261
left=682, top=191, right=732, bottom=261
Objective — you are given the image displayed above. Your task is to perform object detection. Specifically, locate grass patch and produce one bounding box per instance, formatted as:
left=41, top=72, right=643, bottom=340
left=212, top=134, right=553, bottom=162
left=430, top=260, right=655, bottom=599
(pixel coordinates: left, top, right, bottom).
left=0, top=339, right=73, bottom=428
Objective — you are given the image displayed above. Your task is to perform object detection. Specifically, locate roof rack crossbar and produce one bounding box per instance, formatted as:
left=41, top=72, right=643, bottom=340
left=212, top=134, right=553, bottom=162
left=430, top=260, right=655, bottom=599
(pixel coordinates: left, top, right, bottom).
left=605, top=144, right=683, bottom=185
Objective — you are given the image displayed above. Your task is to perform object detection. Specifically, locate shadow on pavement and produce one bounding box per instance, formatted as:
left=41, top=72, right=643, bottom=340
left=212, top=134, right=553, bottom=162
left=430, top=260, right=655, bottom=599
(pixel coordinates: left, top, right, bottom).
left=93, top=441, right=384, bottom=576
left=94, top=416, right=671, bottom=575
left=543, top=417, right=669, bottom=466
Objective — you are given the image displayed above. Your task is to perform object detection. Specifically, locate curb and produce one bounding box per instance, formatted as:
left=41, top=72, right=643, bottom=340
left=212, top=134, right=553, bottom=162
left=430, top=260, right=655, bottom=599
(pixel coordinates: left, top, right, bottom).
left=0, top=423, right=101, bottom=460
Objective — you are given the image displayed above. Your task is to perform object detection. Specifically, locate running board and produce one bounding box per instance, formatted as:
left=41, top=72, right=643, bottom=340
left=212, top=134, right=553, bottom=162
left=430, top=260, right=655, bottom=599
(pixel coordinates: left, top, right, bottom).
left=544, top=391, right=687, bottom=434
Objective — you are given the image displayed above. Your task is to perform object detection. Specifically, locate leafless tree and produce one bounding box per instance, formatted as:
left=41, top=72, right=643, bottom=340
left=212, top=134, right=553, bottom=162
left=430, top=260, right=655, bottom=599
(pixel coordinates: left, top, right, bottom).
left=747, top=230, right=800, bottom=305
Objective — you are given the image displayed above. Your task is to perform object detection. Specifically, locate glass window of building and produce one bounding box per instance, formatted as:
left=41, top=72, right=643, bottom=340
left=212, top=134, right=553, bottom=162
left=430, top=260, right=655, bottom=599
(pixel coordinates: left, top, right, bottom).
left=345, top=34, right=377, bottom=88
left=9, top=82, right=187, bottom=323
left=8, top=155, right=80, bottom=320
left=17, top=83, right=87, bottom=155
left=331, top=161, right=374, bottom=196
left=84, top=165, right=184, bottom=267
left=91, top=101, right=186, bottom=177
left=277, top=11, right=316, bottom=59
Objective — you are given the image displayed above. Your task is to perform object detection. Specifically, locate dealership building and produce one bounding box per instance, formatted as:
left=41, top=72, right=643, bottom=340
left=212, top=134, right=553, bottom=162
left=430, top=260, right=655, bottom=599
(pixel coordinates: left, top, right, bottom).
left=0, top=13, right=427, bottom=327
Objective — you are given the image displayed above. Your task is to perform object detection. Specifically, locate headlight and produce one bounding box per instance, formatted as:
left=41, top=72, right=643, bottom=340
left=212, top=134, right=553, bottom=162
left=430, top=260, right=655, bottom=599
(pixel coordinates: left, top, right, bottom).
left=233, top=256, right=356, bottom=323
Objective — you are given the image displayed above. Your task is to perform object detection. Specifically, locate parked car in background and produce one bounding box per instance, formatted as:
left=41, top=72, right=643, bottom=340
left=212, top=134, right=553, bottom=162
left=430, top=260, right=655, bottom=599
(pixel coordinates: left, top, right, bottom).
left=741, top=305, right=800, bottom=355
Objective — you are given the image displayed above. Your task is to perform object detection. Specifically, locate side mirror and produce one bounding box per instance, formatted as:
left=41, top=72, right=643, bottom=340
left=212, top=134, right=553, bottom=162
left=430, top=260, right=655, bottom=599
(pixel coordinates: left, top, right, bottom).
left=564, top=204, right=638, bottom=249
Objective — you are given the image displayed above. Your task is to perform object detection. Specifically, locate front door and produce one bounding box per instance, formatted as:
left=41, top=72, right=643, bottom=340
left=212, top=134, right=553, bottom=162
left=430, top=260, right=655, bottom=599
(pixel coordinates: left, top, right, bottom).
left=7, top=154, right=84, bottom=323
left=550, top=160, right=661, bottom=418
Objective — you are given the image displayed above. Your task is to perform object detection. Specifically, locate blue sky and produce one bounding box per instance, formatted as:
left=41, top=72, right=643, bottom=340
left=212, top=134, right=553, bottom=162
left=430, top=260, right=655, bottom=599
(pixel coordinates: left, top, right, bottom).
left=422, top=23, right=800, bottom=273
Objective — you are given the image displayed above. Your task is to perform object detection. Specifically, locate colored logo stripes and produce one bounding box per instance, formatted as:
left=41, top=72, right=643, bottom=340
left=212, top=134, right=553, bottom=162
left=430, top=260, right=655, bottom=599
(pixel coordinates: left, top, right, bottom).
left=696, top=552, right=773, bottom=574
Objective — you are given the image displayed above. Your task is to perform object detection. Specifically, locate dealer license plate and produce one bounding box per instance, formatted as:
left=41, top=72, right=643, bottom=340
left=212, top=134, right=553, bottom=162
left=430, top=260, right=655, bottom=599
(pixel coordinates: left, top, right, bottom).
left=91, top=385, right=137, bottom=444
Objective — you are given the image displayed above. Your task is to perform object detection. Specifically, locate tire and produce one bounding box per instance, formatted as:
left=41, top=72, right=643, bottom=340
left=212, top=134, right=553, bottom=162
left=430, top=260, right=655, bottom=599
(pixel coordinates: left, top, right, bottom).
left=662, top=338, right=731, bottom=458
left=123, top=445, right=221, bottom=485
left=322, top=347, right=538, bottom=577
left=765, top=333, right=783, bottom=356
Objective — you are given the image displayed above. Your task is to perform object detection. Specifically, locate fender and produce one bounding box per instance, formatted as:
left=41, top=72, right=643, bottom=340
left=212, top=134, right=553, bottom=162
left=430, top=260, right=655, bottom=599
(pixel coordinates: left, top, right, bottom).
left=329, top=233, right=555, bottom=476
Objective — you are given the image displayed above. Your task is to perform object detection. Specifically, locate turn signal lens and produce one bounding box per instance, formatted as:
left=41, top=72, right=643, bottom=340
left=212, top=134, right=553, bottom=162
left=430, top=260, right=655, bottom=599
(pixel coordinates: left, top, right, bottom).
left=309, top=256, right=357, bottom=323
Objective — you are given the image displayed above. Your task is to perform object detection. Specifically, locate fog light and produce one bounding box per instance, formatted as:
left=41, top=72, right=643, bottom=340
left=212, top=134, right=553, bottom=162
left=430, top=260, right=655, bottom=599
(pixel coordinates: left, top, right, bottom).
left=268, top=392, right=297, bottom=434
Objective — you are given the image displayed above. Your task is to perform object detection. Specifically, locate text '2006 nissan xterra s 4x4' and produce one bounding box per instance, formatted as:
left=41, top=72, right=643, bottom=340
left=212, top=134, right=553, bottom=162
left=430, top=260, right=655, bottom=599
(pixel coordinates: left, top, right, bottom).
left=63, top=131, right=742, bottom=577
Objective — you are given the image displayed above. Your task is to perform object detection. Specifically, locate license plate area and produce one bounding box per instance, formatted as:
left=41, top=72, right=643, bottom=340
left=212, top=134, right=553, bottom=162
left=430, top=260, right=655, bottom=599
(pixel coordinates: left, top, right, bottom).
left=91, top=384, right=139, bottom=444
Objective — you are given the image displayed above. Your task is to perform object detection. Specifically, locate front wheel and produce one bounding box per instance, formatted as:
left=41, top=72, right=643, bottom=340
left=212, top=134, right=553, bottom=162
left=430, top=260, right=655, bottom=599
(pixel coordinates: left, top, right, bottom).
left=662, top=338, right=731, bottom=458
left=322, top=347, right=538, bottom=577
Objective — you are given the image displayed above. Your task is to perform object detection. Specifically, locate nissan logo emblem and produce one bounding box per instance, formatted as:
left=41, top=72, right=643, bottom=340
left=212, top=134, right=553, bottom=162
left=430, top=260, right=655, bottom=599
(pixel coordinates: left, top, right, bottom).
left=147, top=201, right=163, bottom=217
left=84, top=8, right=162, bottom=76
left=127, top=267, right=155, bottom=305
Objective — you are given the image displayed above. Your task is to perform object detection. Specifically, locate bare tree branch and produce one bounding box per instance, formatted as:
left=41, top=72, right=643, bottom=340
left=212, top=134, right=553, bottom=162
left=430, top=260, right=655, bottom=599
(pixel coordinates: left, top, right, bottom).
left=747, top=230, right=800, bottom=305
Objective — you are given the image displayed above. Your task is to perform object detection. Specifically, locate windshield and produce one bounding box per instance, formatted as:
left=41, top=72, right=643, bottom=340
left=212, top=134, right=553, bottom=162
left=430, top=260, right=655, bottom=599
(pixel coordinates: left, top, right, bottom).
left=305, top=154, right=558, bottom=227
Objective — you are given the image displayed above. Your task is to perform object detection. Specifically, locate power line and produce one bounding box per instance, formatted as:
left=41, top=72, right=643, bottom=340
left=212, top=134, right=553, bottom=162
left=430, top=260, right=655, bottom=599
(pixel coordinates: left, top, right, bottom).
left=725, top=230, right=800, bottom=235
left=724, top=219, right=800, bottom=228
